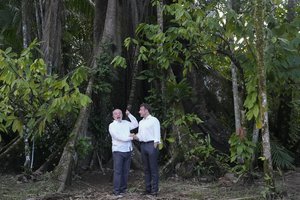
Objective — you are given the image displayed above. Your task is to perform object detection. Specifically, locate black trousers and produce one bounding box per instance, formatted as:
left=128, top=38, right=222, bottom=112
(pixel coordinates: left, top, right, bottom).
left=140, top=142, right=159, bottom=193
left=113, top=151, right=132, bottom=195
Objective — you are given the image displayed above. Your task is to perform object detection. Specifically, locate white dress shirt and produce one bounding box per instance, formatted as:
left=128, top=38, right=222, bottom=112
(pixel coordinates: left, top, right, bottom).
left=136, top=115, right=161, bottom=143
left=109, top=114, right=138, bottom=152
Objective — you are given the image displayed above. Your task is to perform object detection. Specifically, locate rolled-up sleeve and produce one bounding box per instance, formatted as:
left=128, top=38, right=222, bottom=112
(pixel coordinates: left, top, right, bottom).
left=153, top=118, right=161, bottom=143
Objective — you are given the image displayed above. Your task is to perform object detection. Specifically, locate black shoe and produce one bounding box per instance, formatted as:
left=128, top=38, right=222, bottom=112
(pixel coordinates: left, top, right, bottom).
left=113, top=194, right=123, bottom=199
left=120, top=188, right=127, bottom=194
left=151, top=192, right=158, bottom=197
left=141, top=191, right=151, bottom=195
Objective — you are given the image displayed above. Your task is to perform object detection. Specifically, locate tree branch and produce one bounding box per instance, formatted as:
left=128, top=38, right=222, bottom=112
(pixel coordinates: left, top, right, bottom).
left=86, top=0, right=95, bottom=8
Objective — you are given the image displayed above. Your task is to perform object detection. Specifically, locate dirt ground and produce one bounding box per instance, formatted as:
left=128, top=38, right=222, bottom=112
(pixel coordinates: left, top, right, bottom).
left=1, top=168, right=300, bottom=200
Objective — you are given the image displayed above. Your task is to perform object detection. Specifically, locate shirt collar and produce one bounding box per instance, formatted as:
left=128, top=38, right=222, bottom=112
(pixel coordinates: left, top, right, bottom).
left=143, top=114, right=152, bottom=120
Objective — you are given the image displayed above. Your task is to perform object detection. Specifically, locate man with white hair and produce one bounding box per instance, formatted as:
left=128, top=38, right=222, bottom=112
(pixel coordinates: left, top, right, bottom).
left=109, top=109, right=138, bottom=197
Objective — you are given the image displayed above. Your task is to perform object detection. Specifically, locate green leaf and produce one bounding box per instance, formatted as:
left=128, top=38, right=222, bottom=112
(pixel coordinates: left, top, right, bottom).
left=38, top=118, right=46, bottom=135
left=253, top=104, right=259, bottom=118
left=79, top=94, right=92, bottom=107
left=166, top=137, right=175, bottom=143
left=237, top=146, right=243, bottom=155
left=111, top=56, right=127, bottom=68
left=124, top=37, right=131, bottom=49
left=12, top=119, right=23, bottom=134
left=5, top=47, right=12, bottom=54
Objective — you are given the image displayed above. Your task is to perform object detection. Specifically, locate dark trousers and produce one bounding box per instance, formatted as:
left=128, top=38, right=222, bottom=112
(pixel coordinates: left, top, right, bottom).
left=140, top=142, right=159, bottom=193
left=113, top=151, right=132, bottom=195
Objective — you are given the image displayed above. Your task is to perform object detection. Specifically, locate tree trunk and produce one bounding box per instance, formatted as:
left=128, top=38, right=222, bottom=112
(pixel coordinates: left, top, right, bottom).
left=54, top=78, right=94, bottom=192
left=231, top=62, right=242, bottom=135
left=229, top=0, right=245, bottom=138
left=126, top=0, right=150, bottom=108
left=53, top=0, right=118, bottom=192
left=254, top=0, right=274, bottom=189
left=34, top=0, right=42, bottom=40
left=93, top=0, right=108, bottom=51
left=21, top=0, right=34, bottom=170
left=125, top=0, right=151, bottom=170
left=184, top=67, right=232, bottom=152
left=157, top=0, right=168, bottom=120
left=41, top=0, right=63, bottom=75
left=286, top=0, right=296, bottom=22
left=21, top=0, right=32, bottom=48
left=95, top=0, right=117, bottom=54
left=251, top=124, right=259, bottom=170
left=23, top=130, right=31, bottom=173
left=35, top=141, right=65, bottom=174
left=0, top=137, right=22, bottom=161
left=127, top=46, right=140, bottom=109
left=0, top=137, right=23, bottom=172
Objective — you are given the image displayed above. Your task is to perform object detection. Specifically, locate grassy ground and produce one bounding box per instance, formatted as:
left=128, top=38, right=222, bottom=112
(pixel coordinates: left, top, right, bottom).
left=0, top=169, right=299, bottom=200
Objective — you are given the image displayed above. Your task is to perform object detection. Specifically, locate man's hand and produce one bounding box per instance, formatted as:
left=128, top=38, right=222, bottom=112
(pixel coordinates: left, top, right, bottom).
left=154, top=142, right=159, bottom=148
left=125, top=110, right=130, bottom=116
left=129, top=133, right=139, bottom=140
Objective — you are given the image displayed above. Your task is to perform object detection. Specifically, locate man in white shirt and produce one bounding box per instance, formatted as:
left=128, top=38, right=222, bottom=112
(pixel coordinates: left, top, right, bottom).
left=109, top=109, right=138, bottom=196
left=131, top=103, right=161, bottom=196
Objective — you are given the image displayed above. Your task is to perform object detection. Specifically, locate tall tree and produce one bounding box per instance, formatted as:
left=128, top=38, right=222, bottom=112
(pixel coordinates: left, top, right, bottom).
left=21, top=0, right=32, bottom=48
left=228, top=0, right=243, bottom=137
left=254, top=0, right=274, bottom=188
left=286, top=0, right=296, bottom=22
left=21, top=0, right=34, bottom=173
left=54, top=0, right=118, bottom=192
left=41, top=0, right=63, bottom=75
left=127, top=0, right=151, bottom=109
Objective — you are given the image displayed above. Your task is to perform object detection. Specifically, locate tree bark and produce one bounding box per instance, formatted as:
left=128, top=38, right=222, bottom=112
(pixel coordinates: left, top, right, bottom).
left=95, top=0, right=117, bottom=54
left=93, top=0, right=108, bottom=51
left=184, top=67, right=231, bottom=152
left=0, top=137, right=22, bottom=161
left=231, top=62, right=242, bottom=135
left=127, top=46, right=141, bottom=109
left=254, top=0, right=274, bottom=188
left=286, top=0, right=296, bottom=22
left=251, top=124, right=259, bottom=170
left=229, top=0, right=245, bottom=138
left=34, top=0, right=42, bottom=40
left=41, top=0, right=63, bottom=75
left=126, top=0, right=150, bottom=108
left=35, top=141, right=65, bottom=174
left=21, top=0, right=32, bottom=48
left=23, top=130, right=31, bottom=173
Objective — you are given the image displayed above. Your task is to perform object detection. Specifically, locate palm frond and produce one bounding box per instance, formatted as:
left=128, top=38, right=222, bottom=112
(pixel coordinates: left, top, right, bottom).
left=64, top=0, right=94, bottom=19
left=0, top=1, right=22, bottom=50
left=271, top=141, right=295, bottom=170
left=289, top=90, right=300, bottom=146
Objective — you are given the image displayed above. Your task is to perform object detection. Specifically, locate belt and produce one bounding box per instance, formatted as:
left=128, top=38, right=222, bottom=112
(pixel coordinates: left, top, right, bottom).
left=140, top=140, right=154, bottom=144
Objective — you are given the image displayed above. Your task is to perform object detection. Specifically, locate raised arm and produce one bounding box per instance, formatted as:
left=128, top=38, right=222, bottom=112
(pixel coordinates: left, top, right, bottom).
left=127, top=113, right=138, bottom=130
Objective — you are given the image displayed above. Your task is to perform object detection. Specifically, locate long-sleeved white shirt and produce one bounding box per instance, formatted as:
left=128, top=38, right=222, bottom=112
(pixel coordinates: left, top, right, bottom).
left=136, top=115, right=161, bottom=143
left=109, top=114, right=138, bottom=152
